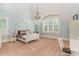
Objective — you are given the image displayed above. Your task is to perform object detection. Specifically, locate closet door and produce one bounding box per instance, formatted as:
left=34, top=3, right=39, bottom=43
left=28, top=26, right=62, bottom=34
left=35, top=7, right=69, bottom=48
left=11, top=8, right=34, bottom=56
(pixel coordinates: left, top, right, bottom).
left=0, top=17, right=8, bottom=32
left=0, top=17, right=8, bottom=47
left=69, top=21, right=79, bottom=38
left=69, top=21, right=79, bottom=53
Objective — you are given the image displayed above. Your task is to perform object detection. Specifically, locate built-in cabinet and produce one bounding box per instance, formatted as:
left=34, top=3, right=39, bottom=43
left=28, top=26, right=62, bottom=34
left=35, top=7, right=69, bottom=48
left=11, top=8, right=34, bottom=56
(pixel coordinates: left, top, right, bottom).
left=69, top=21, right=79, bottom=54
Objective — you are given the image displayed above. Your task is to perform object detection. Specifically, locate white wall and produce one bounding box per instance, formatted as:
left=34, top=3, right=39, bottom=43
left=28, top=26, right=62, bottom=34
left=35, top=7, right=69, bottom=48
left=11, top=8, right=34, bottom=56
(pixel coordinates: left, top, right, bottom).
left=33, top=3, right=79, bottom=39
left=1, top=3, right=79, bottom=42
left=0, top=3, right=34, bottom=42
left=39, top=3, right=79, bottom=21
left=2, top=3, right=32, bottom=16
left=1, top=3, right=79, bottom=27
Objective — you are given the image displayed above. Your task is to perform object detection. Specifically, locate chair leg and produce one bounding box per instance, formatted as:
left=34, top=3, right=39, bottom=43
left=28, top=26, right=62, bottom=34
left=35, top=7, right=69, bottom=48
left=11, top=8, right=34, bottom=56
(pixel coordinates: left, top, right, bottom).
left=0, top=43, right=1, bottom=48
left=26, top=41, right=27, bottom=46
left=59, top=49, right=63, bottom=56
left=9, top=39, right=12, bottom=43
left=59, top=53, right=63, bottom=56
left=14, top=37, right=17, bottom=42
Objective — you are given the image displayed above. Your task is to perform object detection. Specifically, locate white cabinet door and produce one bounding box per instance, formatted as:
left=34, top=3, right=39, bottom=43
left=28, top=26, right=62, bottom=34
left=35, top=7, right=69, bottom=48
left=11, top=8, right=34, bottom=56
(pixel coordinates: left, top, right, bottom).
left=69, top=21, right=79, bottom=37
left=69, top=21, right=79, bottom=53
left=70, top=39, right=79, bottom=53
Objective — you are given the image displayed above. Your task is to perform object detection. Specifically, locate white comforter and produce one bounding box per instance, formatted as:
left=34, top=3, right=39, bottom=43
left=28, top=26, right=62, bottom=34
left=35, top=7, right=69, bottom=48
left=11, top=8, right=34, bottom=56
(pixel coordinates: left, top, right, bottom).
left=23, top=33, right=40, bottom=42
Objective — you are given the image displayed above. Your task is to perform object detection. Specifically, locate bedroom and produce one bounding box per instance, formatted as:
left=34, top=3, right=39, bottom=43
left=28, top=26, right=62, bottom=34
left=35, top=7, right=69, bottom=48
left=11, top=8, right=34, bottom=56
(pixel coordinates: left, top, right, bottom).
left=0, top=3, right=79, bottom=56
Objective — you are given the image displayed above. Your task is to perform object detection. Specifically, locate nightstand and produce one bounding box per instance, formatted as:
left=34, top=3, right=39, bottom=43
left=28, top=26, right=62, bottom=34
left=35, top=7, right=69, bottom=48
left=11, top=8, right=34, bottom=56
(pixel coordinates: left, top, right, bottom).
left=9, top=33, right=16, bottom=43
left=10, top=37, right=16, bottom=42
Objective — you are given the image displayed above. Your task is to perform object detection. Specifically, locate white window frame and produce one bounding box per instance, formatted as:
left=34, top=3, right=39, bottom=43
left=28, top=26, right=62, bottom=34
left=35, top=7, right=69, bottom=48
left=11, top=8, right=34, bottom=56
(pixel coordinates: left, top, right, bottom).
left=42, top=15, right=60, bottom=33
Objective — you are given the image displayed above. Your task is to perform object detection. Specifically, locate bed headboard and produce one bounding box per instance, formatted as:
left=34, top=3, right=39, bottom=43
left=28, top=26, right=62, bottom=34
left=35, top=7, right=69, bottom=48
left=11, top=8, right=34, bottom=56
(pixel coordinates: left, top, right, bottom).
left=17, top=29, right=30, bottom=35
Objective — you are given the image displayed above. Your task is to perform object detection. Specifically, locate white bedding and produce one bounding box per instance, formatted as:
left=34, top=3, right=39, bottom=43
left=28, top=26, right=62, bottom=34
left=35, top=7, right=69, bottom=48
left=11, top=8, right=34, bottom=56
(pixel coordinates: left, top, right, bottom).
left=22, top=33, right=40, bottom=42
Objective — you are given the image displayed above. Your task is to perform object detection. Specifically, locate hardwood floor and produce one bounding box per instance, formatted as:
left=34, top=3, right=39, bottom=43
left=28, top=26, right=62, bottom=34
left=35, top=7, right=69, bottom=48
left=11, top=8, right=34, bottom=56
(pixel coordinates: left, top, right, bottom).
left=0, top=37, right=69, bottom=56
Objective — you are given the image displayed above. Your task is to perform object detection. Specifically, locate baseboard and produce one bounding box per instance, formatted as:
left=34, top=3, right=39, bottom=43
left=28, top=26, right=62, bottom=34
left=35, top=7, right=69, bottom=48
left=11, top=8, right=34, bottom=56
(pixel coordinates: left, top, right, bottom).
left=1, top=39, right=9, bottom=43
left=41, top=35, right=58, bottom=39
left=1, top=35, right=69, bottom=43
left=40, top=35, right=69, bottom=41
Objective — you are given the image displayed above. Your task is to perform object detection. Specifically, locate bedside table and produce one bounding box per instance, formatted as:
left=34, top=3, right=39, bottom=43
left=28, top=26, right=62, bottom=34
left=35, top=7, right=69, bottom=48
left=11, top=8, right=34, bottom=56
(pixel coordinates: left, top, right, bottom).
left=9, top=34, right=16, bottom=43
left=10, top=37, right=16, bottom=42
left=8, top=30, right=17, bottom=43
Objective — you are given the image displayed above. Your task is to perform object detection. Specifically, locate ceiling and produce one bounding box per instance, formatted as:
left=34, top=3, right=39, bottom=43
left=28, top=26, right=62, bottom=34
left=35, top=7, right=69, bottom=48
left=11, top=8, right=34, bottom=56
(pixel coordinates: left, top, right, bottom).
left=0, top=3, right=79, bottom=20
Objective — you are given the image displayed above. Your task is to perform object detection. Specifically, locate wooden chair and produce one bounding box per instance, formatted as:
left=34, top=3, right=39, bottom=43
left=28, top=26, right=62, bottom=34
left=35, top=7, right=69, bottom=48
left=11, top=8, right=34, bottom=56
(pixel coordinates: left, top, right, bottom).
left=58, top=38, right=71, bottom=56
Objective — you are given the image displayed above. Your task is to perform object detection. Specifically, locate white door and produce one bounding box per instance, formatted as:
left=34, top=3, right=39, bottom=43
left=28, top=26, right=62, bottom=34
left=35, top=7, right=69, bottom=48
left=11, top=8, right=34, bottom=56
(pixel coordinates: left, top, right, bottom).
left=69, top=21, right=79, bottom=53
left=0, top=17, right=8, bottom=47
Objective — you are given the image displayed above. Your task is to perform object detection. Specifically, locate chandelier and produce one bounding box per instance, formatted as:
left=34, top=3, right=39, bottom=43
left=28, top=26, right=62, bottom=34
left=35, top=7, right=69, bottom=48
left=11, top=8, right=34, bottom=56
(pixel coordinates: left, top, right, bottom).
left=33, top=11, right=41, bottom=20
left=33, top=3, right=41, bottom=20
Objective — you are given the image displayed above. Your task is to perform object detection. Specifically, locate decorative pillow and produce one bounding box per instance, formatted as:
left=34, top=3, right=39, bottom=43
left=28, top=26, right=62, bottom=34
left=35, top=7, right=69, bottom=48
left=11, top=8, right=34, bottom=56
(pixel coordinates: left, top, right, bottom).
left=26, top=31, right=33, bottom=34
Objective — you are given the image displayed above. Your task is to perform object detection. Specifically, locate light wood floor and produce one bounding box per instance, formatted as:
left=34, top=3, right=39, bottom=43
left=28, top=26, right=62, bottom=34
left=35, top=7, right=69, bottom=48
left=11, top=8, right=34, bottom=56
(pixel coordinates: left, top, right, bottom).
left=0, top=37, right=69, bottom=56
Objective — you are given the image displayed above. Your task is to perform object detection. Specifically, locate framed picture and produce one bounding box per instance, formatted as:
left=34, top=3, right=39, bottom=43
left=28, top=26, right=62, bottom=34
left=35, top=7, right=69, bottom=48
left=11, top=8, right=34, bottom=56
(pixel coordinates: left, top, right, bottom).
left=73, top=14, right=78, bottom=20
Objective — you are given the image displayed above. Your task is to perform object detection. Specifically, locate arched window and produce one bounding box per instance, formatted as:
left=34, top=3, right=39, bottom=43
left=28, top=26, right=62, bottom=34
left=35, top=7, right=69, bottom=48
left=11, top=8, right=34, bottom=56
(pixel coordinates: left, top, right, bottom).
left=42, top=14, right=60, bottom=33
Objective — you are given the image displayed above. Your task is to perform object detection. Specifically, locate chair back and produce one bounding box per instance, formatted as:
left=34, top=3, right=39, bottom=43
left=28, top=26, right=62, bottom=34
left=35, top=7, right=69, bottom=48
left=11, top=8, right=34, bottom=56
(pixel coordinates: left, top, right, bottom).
left=58, top=38, right=64, bottom=51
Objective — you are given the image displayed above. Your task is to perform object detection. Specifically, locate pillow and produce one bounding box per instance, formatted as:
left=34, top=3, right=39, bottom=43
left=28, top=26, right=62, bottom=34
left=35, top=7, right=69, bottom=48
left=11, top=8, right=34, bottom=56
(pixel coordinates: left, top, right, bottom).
left=26, top=31, right=33, bottom=34
left=26, top=32, right=29, bottom=35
